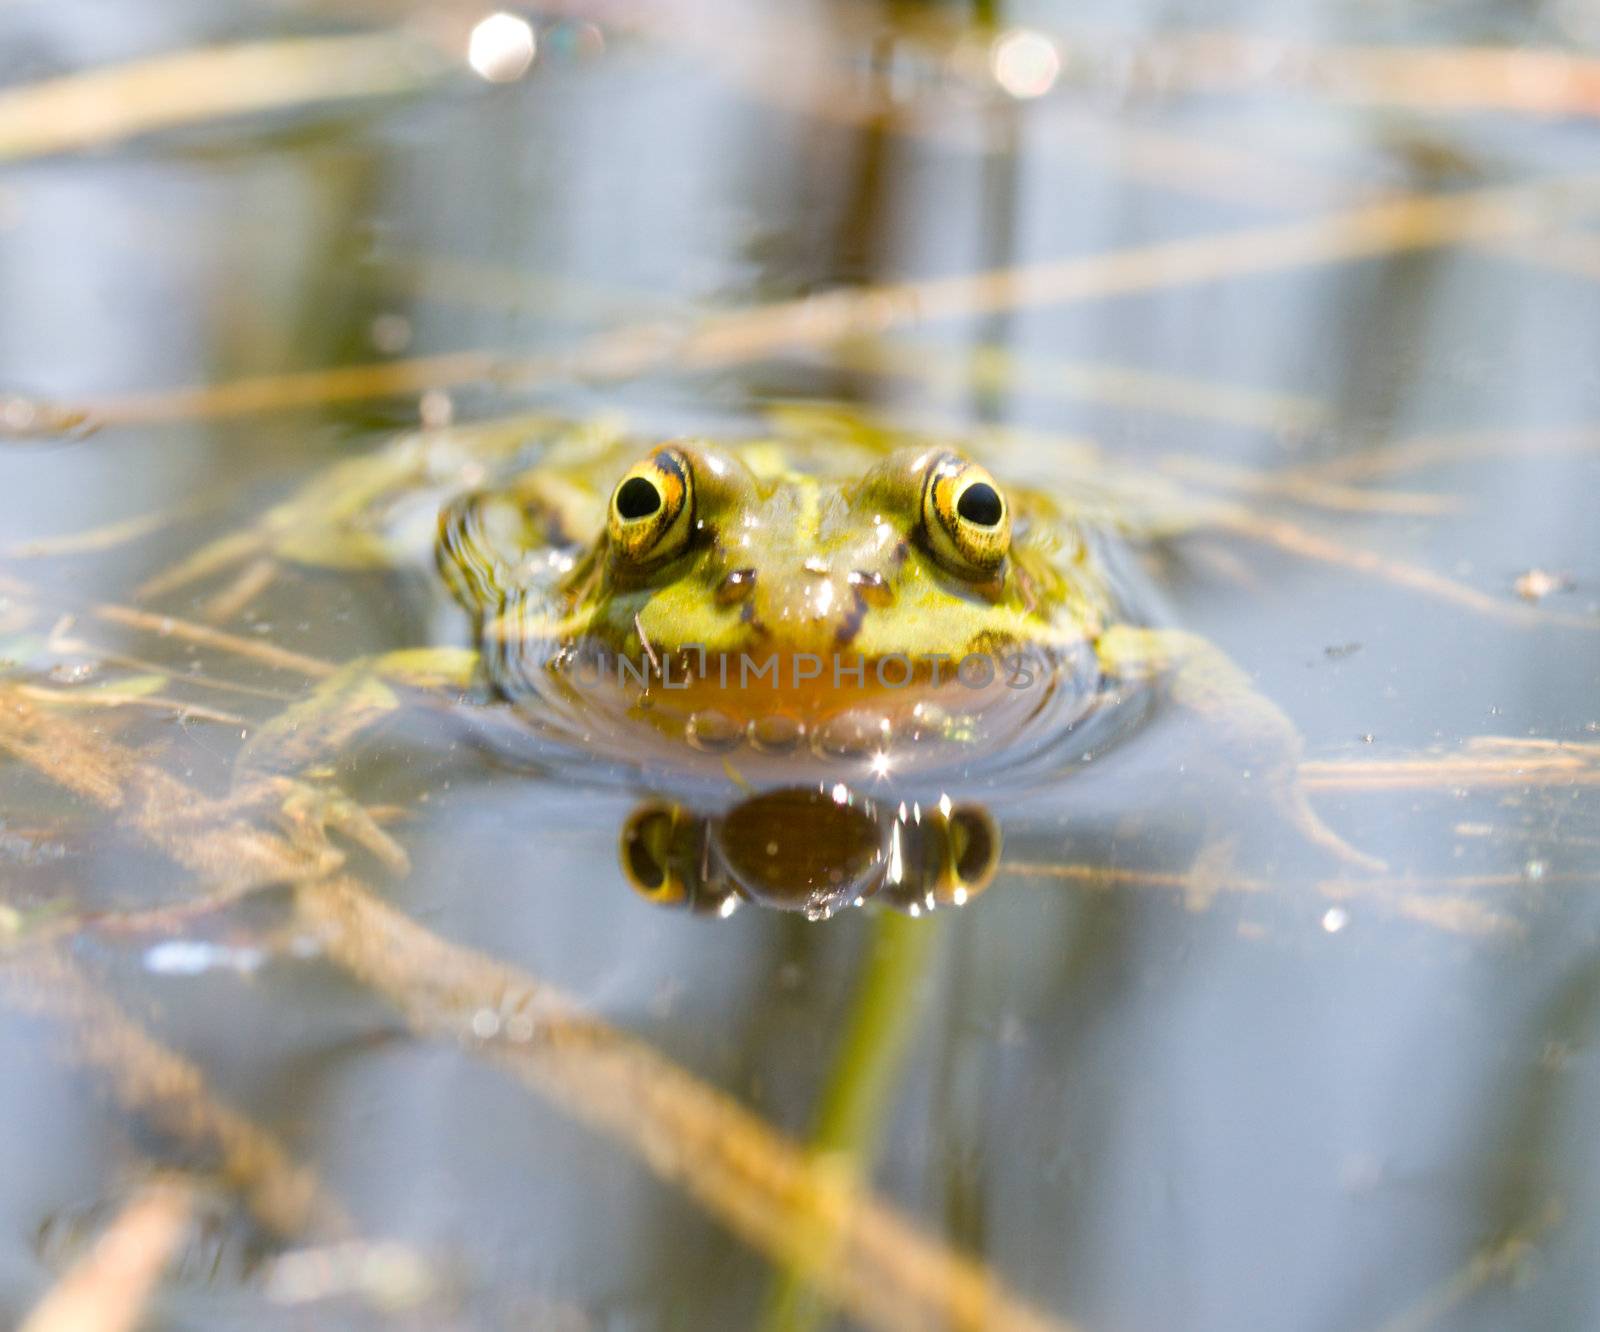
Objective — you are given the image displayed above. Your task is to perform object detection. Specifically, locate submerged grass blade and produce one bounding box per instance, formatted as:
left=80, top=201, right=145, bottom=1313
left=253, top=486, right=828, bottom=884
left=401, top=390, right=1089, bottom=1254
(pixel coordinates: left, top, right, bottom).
left=1156, top=455, right=1459, bottom=517
left=1302, top=737, right=1600, bottom=791
left=0, top=33, right=443, bottom=162
left=300, top=875, right=1070, bottom=1332
left=0, top=687, right=1072, bottom=1332
left=1358, top=1203, right=1557, bottom=1332
left=830, top=337, right=1328, bottom=435
left=1283, top=425, right=1600, bottom=486
left=89, top=603, right=336, bottom=680
left=79, top=176, right=1600, bottom=427
left=0, top=950, right=344, bottom=1237
left=761, top=911, right=946, bottom=1332
left=18, top=1178, right=196, bottom=1332
left=1215, top=508, right=1592, bottom=628
left=1004, top=860, right=1525, bottom=936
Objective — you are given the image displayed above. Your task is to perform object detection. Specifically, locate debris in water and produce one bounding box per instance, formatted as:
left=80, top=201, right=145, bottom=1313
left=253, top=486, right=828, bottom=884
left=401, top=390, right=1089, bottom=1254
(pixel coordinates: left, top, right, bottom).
left=0, top=394, right=94, bottom=440
left=1514, top=568, right=1573, bottom=601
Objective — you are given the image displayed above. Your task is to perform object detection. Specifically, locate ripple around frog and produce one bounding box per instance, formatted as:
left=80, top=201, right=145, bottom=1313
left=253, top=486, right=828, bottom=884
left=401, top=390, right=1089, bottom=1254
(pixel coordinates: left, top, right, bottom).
left=468, top=599, right=1159, bottom=808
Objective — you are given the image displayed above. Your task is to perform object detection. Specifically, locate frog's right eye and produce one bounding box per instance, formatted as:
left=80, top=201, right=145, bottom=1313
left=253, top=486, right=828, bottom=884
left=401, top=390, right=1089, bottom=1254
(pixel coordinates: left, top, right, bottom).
left=607, top=448, right=694, bottom=565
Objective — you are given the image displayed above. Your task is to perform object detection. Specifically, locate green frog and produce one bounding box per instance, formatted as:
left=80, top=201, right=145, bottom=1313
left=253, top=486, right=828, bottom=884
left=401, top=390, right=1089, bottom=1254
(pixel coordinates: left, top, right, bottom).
left=215, top=414, right=1383, bottom=902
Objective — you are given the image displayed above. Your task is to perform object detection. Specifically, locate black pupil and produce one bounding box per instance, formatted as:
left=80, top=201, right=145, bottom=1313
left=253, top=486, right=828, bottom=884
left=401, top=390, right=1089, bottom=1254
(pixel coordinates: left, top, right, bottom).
left=957, top=482, right=1002, bottom=527
left=616, top=475, right=663, bottom=520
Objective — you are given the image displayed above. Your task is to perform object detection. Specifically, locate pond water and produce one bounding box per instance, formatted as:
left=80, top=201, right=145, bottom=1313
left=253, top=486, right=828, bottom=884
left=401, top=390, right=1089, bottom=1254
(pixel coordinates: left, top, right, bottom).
left=1, top=3, right=1598, bottom=1330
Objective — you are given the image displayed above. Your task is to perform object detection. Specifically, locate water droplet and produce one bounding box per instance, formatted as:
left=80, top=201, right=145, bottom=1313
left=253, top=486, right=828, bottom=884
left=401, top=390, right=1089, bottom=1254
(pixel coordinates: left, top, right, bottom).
left=716, top=568, right=757, bottom=605
left=749, top=713, right=803, bottom=754
left=544, top=19, right=606, bottom=61
left=900, top=701, right=947, bottom=743
left=847, top=570, right=893, bottom=607
left=685, top=710, right=742, bottom=753
left=419, top=389, right=453, bottom=428
left=813, top=710, right=890, bottom=759
left=48, top=661, right=97, bottom=685
left=369, top=312, right=412, bottom=354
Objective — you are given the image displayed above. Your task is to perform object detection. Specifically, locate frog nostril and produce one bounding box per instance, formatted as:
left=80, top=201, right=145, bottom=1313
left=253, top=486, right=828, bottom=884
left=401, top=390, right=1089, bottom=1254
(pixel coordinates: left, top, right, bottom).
left=847, top=570, right=894, bottom=607
left=716, top=568, right=757, bottom=606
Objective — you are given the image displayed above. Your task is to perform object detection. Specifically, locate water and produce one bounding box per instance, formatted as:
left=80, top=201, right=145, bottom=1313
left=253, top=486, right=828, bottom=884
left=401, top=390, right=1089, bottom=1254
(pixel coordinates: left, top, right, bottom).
left=1, top=3, right=1598, bottom=1329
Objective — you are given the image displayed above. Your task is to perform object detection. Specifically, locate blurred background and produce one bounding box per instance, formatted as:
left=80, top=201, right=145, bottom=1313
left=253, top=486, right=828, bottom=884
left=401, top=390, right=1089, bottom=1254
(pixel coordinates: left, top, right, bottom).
left=1, top=3, right=1599, bottom=1330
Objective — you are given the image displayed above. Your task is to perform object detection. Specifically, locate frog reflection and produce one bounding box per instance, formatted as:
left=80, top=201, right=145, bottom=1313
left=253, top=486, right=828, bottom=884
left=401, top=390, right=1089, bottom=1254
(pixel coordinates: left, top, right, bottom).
left=619, top=785, right=1000, bottom=920
left=202, top=419, right=1381, bottom=877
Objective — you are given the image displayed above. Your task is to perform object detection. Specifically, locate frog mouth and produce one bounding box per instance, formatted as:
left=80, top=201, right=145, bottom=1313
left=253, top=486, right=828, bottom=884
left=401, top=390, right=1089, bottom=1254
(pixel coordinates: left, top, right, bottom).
left=544, top=643, right=1049, bottom=721
left=482, top=627, right=1109, bottom=774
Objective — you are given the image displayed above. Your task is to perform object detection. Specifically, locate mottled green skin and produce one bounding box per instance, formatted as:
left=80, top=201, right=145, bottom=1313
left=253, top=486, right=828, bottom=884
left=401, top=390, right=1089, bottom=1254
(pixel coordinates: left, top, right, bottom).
left=454, top=436, right=1119, bottom=670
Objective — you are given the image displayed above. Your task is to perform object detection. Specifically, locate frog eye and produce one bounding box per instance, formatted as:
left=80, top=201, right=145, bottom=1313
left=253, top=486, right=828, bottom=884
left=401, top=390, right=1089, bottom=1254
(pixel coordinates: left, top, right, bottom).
left=620, top=803, right=691, bottom=906
left=608, top=448, right=694, bottom=565
left=921, top=454, right=1011, bottom=577
left=621, top=803, right=740, bottom=916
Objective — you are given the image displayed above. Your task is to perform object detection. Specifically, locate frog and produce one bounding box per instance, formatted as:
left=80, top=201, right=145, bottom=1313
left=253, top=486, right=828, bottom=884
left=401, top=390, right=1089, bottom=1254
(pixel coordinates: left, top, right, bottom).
left=206, top=412, right=1386, bottom=903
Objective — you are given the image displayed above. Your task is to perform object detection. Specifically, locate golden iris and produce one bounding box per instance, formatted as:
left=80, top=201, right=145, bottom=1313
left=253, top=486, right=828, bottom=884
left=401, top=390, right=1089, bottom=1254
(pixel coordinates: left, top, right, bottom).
left=921, top=453, right=1011, bottom=577
left=607, top=448, right=694, bottom=565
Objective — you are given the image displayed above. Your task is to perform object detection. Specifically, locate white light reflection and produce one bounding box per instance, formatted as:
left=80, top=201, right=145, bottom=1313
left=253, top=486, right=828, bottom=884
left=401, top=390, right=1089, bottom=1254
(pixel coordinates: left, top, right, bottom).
left=990, top=29, right=1061, bottom=99
left=468, top=12, right=537, bottom=82
left=144, top=940, right=265, bottom=976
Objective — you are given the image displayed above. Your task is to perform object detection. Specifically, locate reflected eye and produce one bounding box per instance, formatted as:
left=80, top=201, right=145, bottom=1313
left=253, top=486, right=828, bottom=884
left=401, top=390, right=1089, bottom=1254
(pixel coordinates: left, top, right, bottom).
left=608, top=448, right=694, bottom=565
left=620, top=803, right=691, bottom=906
left=921, top=454, right=1011, bottom=576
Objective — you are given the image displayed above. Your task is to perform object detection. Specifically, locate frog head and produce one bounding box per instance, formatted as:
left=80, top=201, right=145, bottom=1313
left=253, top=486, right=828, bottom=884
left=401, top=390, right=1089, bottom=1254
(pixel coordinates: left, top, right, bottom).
left=445, top=435, right=1109, bottom=767
left=562, top=440, right=1082, bottom=670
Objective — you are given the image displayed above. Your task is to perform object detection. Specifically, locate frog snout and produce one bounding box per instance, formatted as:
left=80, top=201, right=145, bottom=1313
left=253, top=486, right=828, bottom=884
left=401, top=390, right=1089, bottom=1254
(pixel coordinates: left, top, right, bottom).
left=714, top=557, right=890, bottom=651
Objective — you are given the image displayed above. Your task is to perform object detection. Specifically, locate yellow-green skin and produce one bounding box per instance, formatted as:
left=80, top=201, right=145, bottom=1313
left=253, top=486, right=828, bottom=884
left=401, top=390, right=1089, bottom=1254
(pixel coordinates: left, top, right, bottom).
left=452, top=436, right=1117, bottom=671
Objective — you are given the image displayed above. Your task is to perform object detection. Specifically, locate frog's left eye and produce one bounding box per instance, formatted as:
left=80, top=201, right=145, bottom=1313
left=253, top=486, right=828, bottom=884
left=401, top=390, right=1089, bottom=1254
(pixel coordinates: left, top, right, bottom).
left=921, top=454, right=1011, bottom=577
left=608, top=448, right=694, bottom=565
left=620, top=802, right=741, bottom=917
